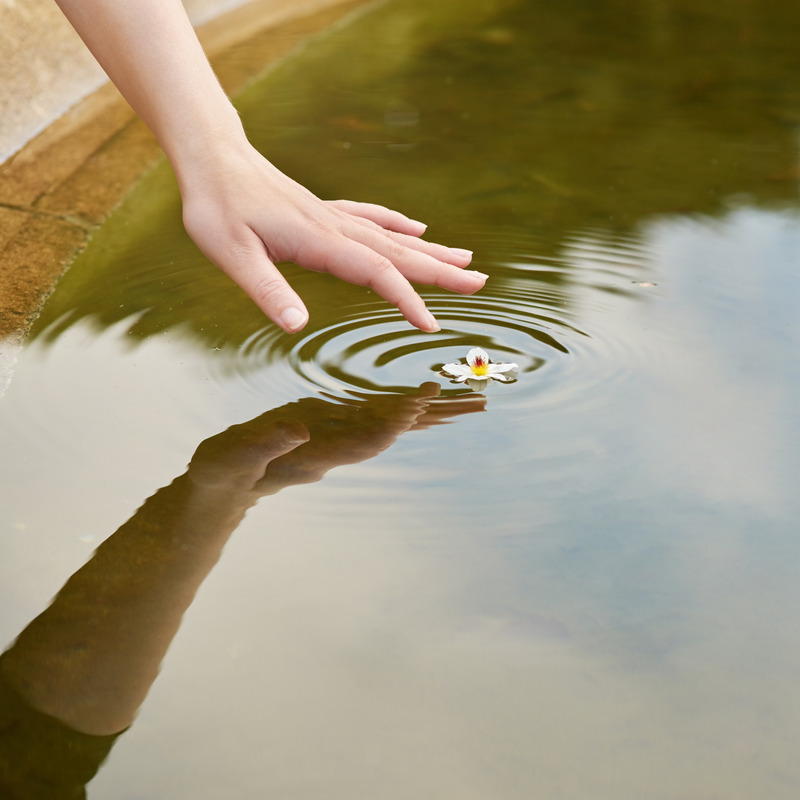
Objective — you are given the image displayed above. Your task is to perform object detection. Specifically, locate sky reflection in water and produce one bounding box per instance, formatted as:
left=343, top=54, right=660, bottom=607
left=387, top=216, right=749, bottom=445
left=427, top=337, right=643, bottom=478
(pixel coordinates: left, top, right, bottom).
left=2, top=0, right=800, bottom=797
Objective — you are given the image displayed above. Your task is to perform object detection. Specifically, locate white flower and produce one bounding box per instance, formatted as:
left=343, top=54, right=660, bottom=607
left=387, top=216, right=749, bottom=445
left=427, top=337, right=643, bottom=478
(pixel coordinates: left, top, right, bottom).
left=441, top=347, right=519, bottom=389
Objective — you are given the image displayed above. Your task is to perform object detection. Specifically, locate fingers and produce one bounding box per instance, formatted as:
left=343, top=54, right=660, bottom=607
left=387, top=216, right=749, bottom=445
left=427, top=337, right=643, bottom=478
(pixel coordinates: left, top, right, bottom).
left=414, top=381, right=442, bottom=399
left=281, top=204, right=486, bottom=330
left=186, top=179, right=484, bottom=333
left=326, top=199, right=427, bottom=237
left=297, top=234, right=441, bottom=332
left=188, top=418, right=310, bottom=493
left=343, top=224, right=487, bottom=295
left=323, top=202, right=487, bottom=293
left=226, top=218, right=485, bottom=333
left=328, top=201, right=477, bottom=269
left=240, top=418, right=311, bottom=464
left=221, top=230, right=310, bottom=333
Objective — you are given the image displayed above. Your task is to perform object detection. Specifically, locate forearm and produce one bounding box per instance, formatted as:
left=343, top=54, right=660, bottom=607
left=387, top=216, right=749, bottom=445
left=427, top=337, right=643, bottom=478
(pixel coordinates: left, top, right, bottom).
left=54, top=0, right=246, bottom=176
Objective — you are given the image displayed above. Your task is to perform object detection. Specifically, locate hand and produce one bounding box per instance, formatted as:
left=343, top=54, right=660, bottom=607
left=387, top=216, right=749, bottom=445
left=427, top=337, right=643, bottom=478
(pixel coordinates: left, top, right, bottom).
left=53, top=0, right=485, bottom=335
left=178, top=139, right=488, bottom=334
left=187, top=383, right=485, bottom=499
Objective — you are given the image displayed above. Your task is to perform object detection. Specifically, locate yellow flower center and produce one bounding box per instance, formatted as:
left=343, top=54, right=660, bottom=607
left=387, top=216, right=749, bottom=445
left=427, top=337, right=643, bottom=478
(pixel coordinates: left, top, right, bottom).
left=471, top=356, right=489, bottom=376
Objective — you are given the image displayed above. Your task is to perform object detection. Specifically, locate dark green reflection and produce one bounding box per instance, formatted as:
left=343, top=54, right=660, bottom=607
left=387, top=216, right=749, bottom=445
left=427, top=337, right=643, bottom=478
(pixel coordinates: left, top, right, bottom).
left=31, top=0, right=800, bottom=347
left=0, top=386, right=483, bottom=797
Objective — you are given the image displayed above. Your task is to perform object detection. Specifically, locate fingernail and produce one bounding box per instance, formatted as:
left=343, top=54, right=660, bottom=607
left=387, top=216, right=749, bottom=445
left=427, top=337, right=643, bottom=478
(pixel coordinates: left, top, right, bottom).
left=449, top=248, right=473, bottom=260
left=410, top=218, right=428, bottom=232
left=425, top=312, right=440, bottom=332
left=471, top=271, right=489, bottom=281
left=280, top=306, right=308, bottom=332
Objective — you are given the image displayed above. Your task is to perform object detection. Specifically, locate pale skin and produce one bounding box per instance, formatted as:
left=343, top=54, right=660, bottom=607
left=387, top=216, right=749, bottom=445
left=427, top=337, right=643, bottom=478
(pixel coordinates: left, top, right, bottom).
left=53, top=0, right=487, bottom=333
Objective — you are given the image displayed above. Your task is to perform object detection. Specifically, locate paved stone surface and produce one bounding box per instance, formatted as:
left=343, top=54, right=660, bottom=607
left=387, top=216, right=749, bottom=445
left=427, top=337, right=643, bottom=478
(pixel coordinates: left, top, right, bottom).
left=0, top=0, right=366, bottom=343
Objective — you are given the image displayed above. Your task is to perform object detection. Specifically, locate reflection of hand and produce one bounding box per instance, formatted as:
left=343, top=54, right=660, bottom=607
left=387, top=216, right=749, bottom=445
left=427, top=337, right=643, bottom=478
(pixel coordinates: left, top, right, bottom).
left=180, top=143, right=487, bottom=334
left=188, top=383, right=485, bottom=500
left=0, top=385, right=483, bottom=740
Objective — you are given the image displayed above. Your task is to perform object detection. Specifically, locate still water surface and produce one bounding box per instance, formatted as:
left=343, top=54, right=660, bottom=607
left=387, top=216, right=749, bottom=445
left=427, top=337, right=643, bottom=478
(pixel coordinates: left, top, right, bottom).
left=2, top=0, right=800, bottom=796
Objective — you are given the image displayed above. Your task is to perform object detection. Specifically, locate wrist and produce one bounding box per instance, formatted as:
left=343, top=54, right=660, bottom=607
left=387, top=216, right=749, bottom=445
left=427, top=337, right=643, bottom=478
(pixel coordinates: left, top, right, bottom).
left=165, top=107, right=250, bottom=190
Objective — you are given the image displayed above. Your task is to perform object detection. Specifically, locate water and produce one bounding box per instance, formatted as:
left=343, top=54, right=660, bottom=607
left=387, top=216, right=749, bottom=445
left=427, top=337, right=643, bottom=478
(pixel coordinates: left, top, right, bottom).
left=2, top=0, right=800, bottom=796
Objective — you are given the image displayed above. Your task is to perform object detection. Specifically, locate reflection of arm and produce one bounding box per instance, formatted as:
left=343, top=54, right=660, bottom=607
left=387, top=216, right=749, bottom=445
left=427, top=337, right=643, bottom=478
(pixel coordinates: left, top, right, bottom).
left=0, top=419, right=309, bottom=737
left=0, top=664, right=118, bottom=800
left=0, top=387, right=483, bottom=739
left=0, top=449, right=298, bottom=797
left=1, top=475, right=261, bottom=737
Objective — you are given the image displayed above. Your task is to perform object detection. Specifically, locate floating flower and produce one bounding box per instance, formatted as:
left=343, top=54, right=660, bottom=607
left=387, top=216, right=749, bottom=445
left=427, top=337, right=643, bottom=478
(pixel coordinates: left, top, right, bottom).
left=441, top=347, right=519, bottom=390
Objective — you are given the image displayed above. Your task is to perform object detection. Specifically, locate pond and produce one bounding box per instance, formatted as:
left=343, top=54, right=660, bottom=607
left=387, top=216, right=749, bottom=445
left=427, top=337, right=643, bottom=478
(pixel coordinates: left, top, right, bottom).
left=2, top=0, right=800, bottom=796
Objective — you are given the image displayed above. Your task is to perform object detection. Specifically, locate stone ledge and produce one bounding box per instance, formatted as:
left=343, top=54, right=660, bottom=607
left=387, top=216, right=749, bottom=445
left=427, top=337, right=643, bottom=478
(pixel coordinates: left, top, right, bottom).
left=0, top=0, right=369, bottom=342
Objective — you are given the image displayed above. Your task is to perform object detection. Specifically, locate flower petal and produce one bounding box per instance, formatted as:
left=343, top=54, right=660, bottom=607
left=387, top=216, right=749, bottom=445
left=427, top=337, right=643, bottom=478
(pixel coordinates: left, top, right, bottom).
left=441, top=362, right=472, bottom=378
left=487, top=361, right=519, bottom=375
left=466, top=347, right=489, bottom=369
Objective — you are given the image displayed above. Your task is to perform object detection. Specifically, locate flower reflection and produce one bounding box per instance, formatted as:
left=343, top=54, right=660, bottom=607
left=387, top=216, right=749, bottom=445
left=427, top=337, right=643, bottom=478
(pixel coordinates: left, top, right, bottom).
left=441, top=347, right=519, bottom=390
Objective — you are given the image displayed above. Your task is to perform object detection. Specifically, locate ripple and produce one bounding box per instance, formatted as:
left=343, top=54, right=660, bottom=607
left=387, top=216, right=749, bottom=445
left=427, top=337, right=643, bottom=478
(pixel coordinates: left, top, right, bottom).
left=215, top=309, right=559, bottom=400
left=212, top=277, right=578, bottom=402
left=206, top=226, right=660, bottom=412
